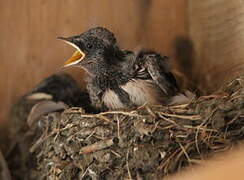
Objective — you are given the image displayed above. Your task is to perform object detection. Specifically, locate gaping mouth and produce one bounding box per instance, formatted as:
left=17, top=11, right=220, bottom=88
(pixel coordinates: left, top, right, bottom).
left=58, top=37, right=86, bottom=67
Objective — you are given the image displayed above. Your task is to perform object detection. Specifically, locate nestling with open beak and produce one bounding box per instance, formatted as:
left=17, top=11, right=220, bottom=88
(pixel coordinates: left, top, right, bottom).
left=59, top=27, right=181, bottom=111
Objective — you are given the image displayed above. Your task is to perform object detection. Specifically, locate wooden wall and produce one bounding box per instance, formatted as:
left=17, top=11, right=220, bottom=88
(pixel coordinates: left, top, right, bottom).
left=0, top=0, right=187, bottom=124
left=2, top=1, right=244, bottom=125
left=188, top=0, right=244, bottom=92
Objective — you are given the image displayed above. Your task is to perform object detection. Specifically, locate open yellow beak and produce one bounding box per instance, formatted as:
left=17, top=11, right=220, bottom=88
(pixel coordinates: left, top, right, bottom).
left=58, top=37, right=86, bottom=67
left=63, top=50, right=86, bottom=67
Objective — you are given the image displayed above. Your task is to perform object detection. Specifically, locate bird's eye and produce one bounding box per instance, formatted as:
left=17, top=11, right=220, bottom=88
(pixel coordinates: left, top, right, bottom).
left=86, top=43, right=93, bottom=49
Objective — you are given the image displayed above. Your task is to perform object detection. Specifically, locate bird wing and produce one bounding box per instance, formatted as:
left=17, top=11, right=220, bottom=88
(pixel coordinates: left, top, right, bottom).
left=137, top=52, right=179, bottom=95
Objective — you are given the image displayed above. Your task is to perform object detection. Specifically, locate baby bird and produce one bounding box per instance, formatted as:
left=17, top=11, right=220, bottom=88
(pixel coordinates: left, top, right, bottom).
left=59, top=27, right=180, bottom=111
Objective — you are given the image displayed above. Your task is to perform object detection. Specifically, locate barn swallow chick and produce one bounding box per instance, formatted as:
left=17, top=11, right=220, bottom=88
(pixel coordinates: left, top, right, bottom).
left=59, top=27, right=180, bottom=110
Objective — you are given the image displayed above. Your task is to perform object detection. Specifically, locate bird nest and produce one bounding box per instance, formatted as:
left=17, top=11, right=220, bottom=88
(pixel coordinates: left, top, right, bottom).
left=6, top=76, right=244, bottom=179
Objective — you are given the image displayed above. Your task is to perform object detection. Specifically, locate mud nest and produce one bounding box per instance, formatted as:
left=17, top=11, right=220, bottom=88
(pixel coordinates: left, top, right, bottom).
left=6, top=75, right=244, bottom=179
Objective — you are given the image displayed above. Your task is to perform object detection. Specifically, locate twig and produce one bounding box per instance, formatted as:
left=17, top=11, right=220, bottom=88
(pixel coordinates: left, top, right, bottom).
left=146, top=105, right=157, bottom=117
left=79, top=114, right=113, bottom=123
left=138, top=102, right=149, bottom=108
left=117, top=116, right=120, bottom=139
left=110, top=150, right=122, bottom=158
left=161, top=149, right=181, bottom=173
left=99, top=111, right=142, bottom=117
left=177, top=141, right=192, bottom=164
left=79, top=138, right=119, bottom=154
left=173, top=142, right=193, bottom=168
left=84, top=129, right=97, bottom=141
left=156, top=125, right=175, bottom=130
left=157, top=114, right=181, bottom=128
left=63, top=108, right=113, bottom=123
left=169, top=103, right=189, bottom=109
left=80, top=165, right=90, bottom=179
left=169, top=108, right=188, bottom=114
left=29, top=129, right=59, bottom=153
left=183, top=125, right=218, bottom=132
left=126, top=149, right=132, bottom=180
left=159, top=112, right=201, bottom=120
left=96, top=115, right=113, bottom=123
left=195, top=123, right=205, bottom=156
left=54, top=124, right=76, bottom=142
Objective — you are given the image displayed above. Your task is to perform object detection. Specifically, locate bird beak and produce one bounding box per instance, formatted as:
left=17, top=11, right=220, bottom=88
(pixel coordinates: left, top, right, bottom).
left=63, top=50, right=85, bottom=67
left=58, top=37, right=86, bottom=67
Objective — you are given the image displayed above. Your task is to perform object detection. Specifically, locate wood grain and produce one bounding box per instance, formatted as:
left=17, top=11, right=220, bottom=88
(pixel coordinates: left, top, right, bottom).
left=166, top=144, right=244, bottom=180
left=188, top=0, right=244, bottom=92
left=0, top=0, right=187, bottom=124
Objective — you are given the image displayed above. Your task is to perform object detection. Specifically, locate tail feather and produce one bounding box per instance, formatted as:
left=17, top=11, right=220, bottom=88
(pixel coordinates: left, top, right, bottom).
left=169, top=90, right=195, bottom=106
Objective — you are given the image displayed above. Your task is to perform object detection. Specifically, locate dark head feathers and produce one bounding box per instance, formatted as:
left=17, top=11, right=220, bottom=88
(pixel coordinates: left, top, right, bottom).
left=80, top=27, right=117, bottom=45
